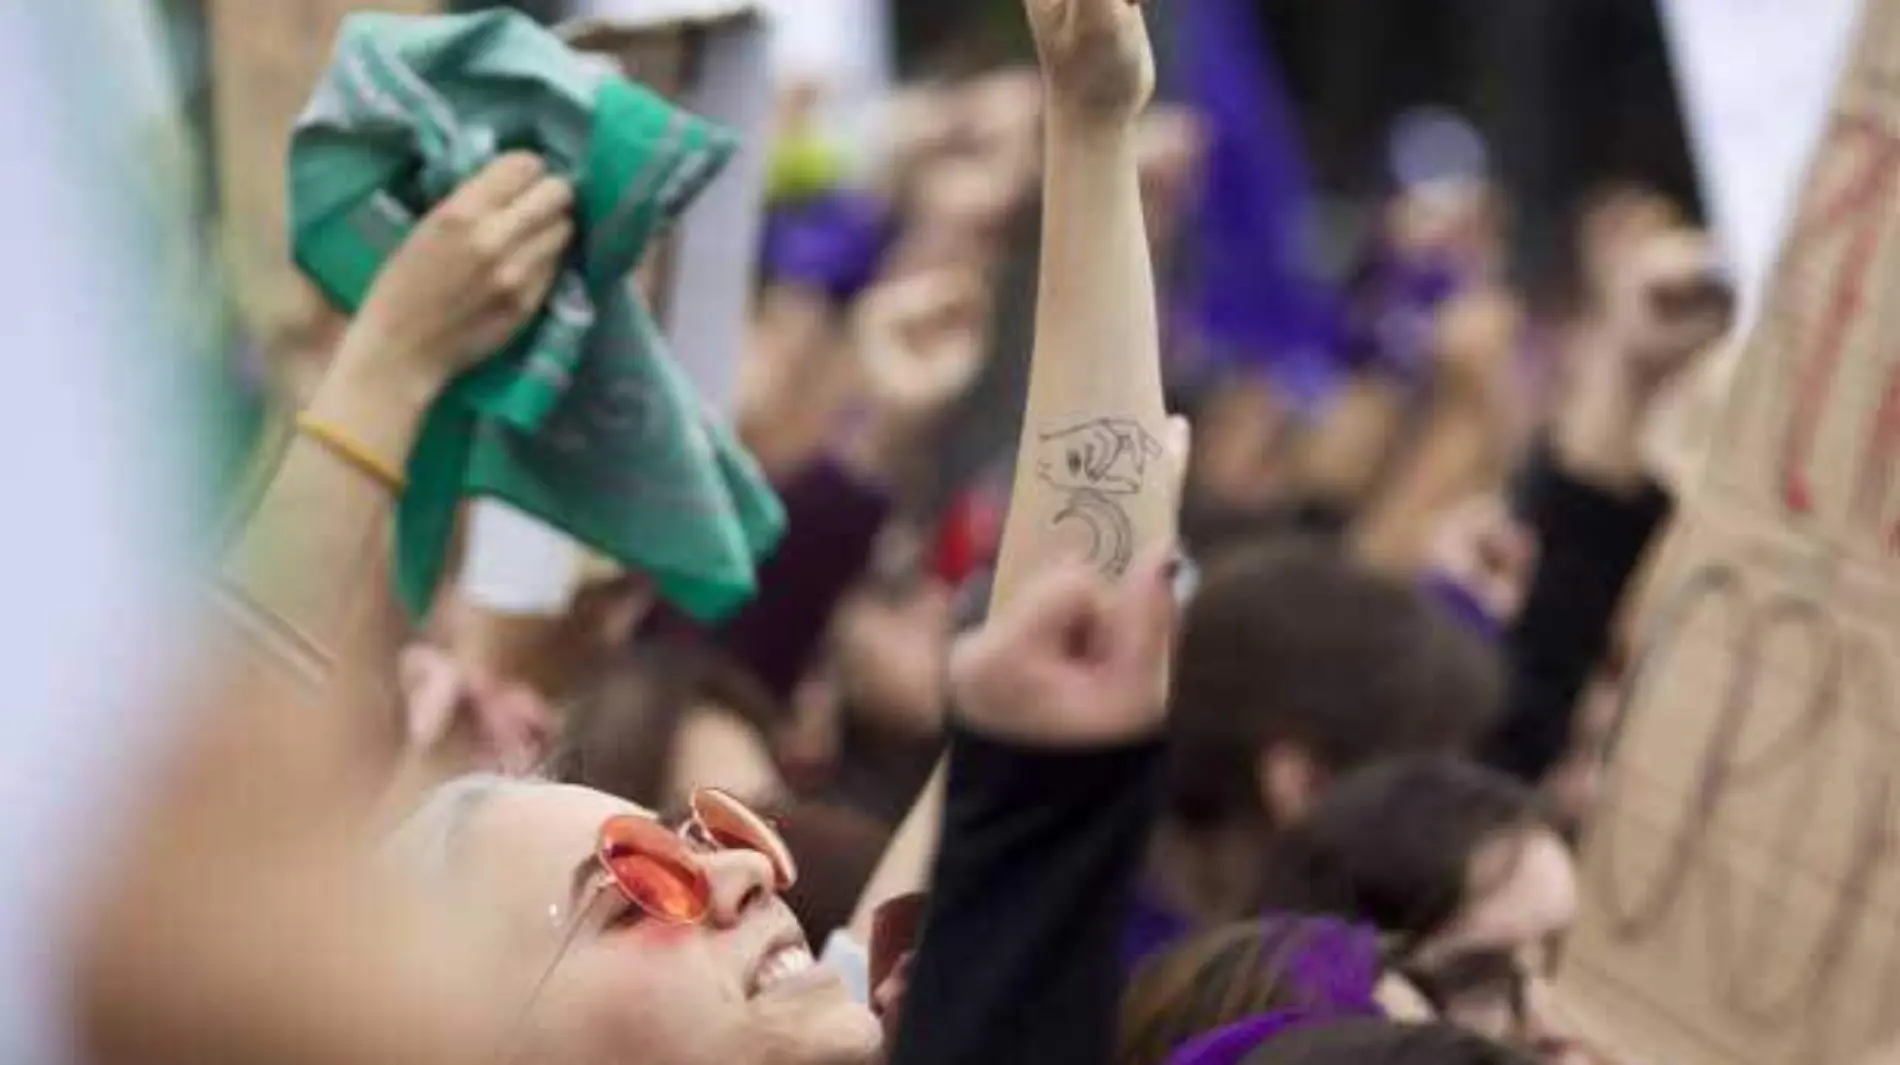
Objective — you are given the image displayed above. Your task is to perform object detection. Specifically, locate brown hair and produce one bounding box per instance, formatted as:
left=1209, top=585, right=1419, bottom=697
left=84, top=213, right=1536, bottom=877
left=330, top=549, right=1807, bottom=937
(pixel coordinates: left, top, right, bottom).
left=1239, top=1018, right=1536, bottom=1065
left=1166, top=539, right=1504, bottom=827
left=1253, top=756, right=1550, bottom=959
left=552, top=634, right=780, bottom=809
left=1120, top=922, right=1343, bottom=1065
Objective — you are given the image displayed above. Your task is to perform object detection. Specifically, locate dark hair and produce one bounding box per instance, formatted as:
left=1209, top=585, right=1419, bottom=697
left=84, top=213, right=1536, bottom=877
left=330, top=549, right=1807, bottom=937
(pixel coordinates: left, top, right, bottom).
left=767, top=801, right=892, bottom=943
left=1254, top=756, right=1549, bottom=957
left=1166, top=539, right=1504, bottom=826
left=553, top=634, right=779, bottom=808
left=1239, top=1018, right=1536, bottom=1065
left=1120, top=919, right=1379, bottom=1065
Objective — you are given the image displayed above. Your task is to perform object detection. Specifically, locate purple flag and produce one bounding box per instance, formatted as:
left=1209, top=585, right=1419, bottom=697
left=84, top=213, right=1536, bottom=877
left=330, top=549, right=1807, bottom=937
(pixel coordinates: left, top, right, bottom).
left=1165, top=0, right=1342, bottom=409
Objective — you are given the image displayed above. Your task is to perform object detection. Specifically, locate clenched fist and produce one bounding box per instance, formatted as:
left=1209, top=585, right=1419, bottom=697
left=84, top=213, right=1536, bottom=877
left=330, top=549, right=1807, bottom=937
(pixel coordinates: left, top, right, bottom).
left=1024, top=0, right=1155, bottom=127
left=1601, top=227, right=1735, bottom=394
left=948, top=544, right=1179, bottom=746
left=350, top=152, right=575, bottom=388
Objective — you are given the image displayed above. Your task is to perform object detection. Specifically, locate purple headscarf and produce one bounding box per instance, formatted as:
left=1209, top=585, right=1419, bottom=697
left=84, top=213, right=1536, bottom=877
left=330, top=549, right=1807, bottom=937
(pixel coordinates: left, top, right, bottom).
left=1421, top=573, right=1503, bottom=643
left=1159, top=917, right=1387, bottom=1065
left=760, top=189, right=895, bottom=303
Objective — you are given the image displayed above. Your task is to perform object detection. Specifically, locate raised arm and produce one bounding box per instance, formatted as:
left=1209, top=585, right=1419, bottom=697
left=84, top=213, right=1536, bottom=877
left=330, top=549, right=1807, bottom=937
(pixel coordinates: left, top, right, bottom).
left=990, top=0, right=1174, bottom=607
left=890, top=549, right=1179, bottom=1065
left=847, top=0, right=1177, bottom=946
left=1485, top=229, right=1732, bottom=782
left=221, top=154, right=573, bottom=686
left=79, top=154, right=573, bottom=1065
left=1352, top=286, right=1520, bottom=571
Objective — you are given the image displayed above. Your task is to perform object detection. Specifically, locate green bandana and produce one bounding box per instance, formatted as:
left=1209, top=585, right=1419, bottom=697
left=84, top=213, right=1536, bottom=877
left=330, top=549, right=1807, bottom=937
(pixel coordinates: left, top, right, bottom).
left=289, top=9, right=783, bottom=622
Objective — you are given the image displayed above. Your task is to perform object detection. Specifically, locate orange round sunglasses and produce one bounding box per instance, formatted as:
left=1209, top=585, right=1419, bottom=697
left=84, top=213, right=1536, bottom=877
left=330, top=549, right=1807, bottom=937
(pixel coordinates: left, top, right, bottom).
left=509, top=788, right=799, bottom=1060
left=590, top=786, right=798, bottom=924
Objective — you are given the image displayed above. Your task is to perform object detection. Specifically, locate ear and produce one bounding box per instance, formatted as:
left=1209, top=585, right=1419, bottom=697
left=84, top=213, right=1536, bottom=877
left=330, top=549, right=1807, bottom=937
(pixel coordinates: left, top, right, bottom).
left=1255, top=742, right=1325, bottom=826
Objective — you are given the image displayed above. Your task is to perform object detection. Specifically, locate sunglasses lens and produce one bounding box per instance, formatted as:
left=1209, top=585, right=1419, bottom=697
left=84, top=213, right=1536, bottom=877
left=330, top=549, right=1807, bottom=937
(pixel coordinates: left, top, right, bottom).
left=693, top=789, right=798, bottom=890
left=600, top=815, right=710, bottom=923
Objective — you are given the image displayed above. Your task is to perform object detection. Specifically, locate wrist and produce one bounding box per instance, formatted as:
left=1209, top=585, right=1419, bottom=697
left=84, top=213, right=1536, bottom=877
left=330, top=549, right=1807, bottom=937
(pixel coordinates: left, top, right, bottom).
left=1043, top=103, right=1140, bottom=150
left=306, top=330, right=449, bottom=477
left=1555, top=339, right=1650, bottom=492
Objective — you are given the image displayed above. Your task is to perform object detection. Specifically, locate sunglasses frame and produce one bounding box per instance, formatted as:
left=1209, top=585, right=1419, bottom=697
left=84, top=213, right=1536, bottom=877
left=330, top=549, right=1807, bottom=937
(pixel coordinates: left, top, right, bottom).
left=591, top=787, right=797, bottom=925
left=505, top=788, right=797, bottom=1062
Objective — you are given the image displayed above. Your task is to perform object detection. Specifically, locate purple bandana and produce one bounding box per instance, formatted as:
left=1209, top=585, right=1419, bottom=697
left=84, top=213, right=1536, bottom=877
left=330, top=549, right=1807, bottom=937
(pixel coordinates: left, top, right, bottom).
left=760, top=190, right=895, bottom=303
left=1422, top=573, right=1502, bottom=643
left=1160, top=917, right=1386, bottom=1065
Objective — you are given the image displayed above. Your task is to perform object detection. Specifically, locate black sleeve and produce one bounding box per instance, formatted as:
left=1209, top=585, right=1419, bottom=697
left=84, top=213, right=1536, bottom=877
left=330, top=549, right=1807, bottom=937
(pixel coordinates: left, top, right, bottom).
left=889, top=725, right=1164, bottom=1065
left=1482, top=444, right=1672, bottom=782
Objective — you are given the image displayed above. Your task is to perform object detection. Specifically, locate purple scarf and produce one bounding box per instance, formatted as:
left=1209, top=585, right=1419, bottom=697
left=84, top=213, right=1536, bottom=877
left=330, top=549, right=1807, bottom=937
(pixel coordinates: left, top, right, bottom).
left=760, top=190, right=894, bottom=303
left=1160, top=917, right=1386, bottom=1065
left=1422, top=574, right=1502, bottom=643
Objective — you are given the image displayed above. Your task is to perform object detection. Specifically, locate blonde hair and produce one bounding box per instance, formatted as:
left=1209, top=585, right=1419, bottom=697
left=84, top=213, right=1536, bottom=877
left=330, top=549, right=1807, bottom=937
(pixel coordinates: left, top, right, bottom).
left=386, top=773, right=536, bottom=880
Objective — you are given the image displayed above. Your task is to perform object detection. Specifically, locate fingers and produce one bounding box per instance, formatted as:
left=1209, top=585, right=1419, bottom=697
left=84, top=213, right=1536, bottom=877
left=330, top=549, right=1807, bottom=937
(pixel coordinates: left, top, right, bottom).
left=983, top=560, right=1111, bottom=659
left=482, top=173, right=575, bottom=250
left=443, top=152, right=547, bottom=214
left=475, top=681, right=553, bottom=775
left=472, top=217, right=573, bottom=328
left=399, top=646, right=465, bottom=748
left=503, top=219, right=574, bottom=292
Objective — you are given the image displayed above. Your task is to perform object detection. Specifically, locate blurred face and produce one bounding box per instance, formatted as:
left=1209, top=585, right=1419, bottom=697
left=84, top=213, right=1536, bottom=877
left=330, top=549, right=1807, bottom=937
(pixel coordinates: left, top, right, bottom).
left=459, top=784, right=881, bottom=1065
left=1409, top=827, right=1579, bottom=1042
left=833, top=580, right=954, bottom=740
left=433, top=573, right=654, bottom=705
left=1136, top=106, right=1206, bottom=249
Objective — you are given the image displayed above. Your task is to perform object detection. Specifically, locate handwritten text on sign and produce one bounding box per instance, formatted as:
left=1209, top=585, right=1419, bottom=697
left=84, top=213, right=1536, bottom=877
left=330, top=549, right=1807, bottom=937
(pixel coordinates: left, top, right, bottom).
left=1562, top=512, right=1900, bottom=1065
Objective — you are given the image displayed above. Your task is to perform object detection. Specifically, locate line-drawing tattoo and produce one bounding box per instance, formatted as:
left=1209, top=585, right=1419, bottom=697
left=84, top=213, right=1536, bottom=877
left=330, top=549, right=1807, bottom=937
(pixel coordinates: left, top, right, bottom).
left=1051, top=488, right=1135, bottom=577
left=1035, top=417, right=1160, bottom=576
left=1035, top=417, right=1164, bottom=495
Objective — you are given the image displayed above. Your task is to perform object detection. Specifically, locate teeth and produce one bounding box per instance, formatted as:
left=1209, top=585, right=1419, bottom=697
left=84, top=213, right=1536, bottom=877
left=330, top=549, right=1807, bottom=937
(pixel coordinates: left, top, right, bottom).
left=756, top=944, right=816, bottom=991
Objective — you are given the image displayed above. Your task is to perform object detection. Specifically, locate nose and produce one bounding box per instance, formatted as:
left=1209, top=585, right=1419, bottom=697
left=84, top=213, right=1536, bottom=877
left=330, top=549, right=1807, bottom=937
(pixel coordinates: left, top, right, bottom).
left=698, top=848, right=775, bottom=928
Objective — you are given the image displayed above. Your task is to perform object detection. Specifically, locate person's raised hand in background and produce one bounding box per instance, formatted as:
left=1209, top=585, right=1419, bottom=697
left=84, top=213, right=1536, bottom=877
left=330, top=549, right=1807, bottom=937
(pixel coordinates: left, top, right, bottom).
left=1601, top=228, right=1734, bottom=386
left=844, top=267, right=991, bottom=482
left=1025, top=0, right=1155, bottom=128
left=1432, top=285, right=1523, bottom=407
left=1558, top=226, right=1734, bottom=492
left=378, top=644, right=554, bottom=814
left=959, top=69, right=1045, bottom=199
left=1137, top=106, right=1206, bottom=252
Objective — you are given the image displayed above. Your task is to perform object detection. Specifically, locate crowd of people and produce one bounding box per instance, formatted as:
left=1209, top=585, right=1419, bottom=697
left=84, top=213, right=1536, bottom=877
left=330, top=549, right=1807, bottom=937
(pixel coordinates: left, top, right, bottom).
left=55, top=0, right=1748, bottom=1063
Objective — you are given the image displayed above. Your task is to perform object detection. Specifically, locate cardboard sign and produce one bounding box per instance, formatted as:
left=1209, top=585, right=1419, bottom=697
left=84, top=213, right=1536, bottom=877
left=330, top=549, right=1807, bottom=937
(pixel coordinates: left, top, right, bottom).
left=207, top=0, right=438, bottom=352
left=1558, top=3, right=1900, bottom=1062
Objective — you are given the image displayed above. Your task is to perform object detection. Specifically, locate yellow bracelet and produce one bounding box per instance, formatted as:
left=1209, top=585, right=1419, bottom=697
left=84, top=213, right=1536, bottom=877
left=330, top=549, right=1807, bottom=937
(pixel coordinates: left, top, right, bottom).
left=295, top=413, right=406, bottom=492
